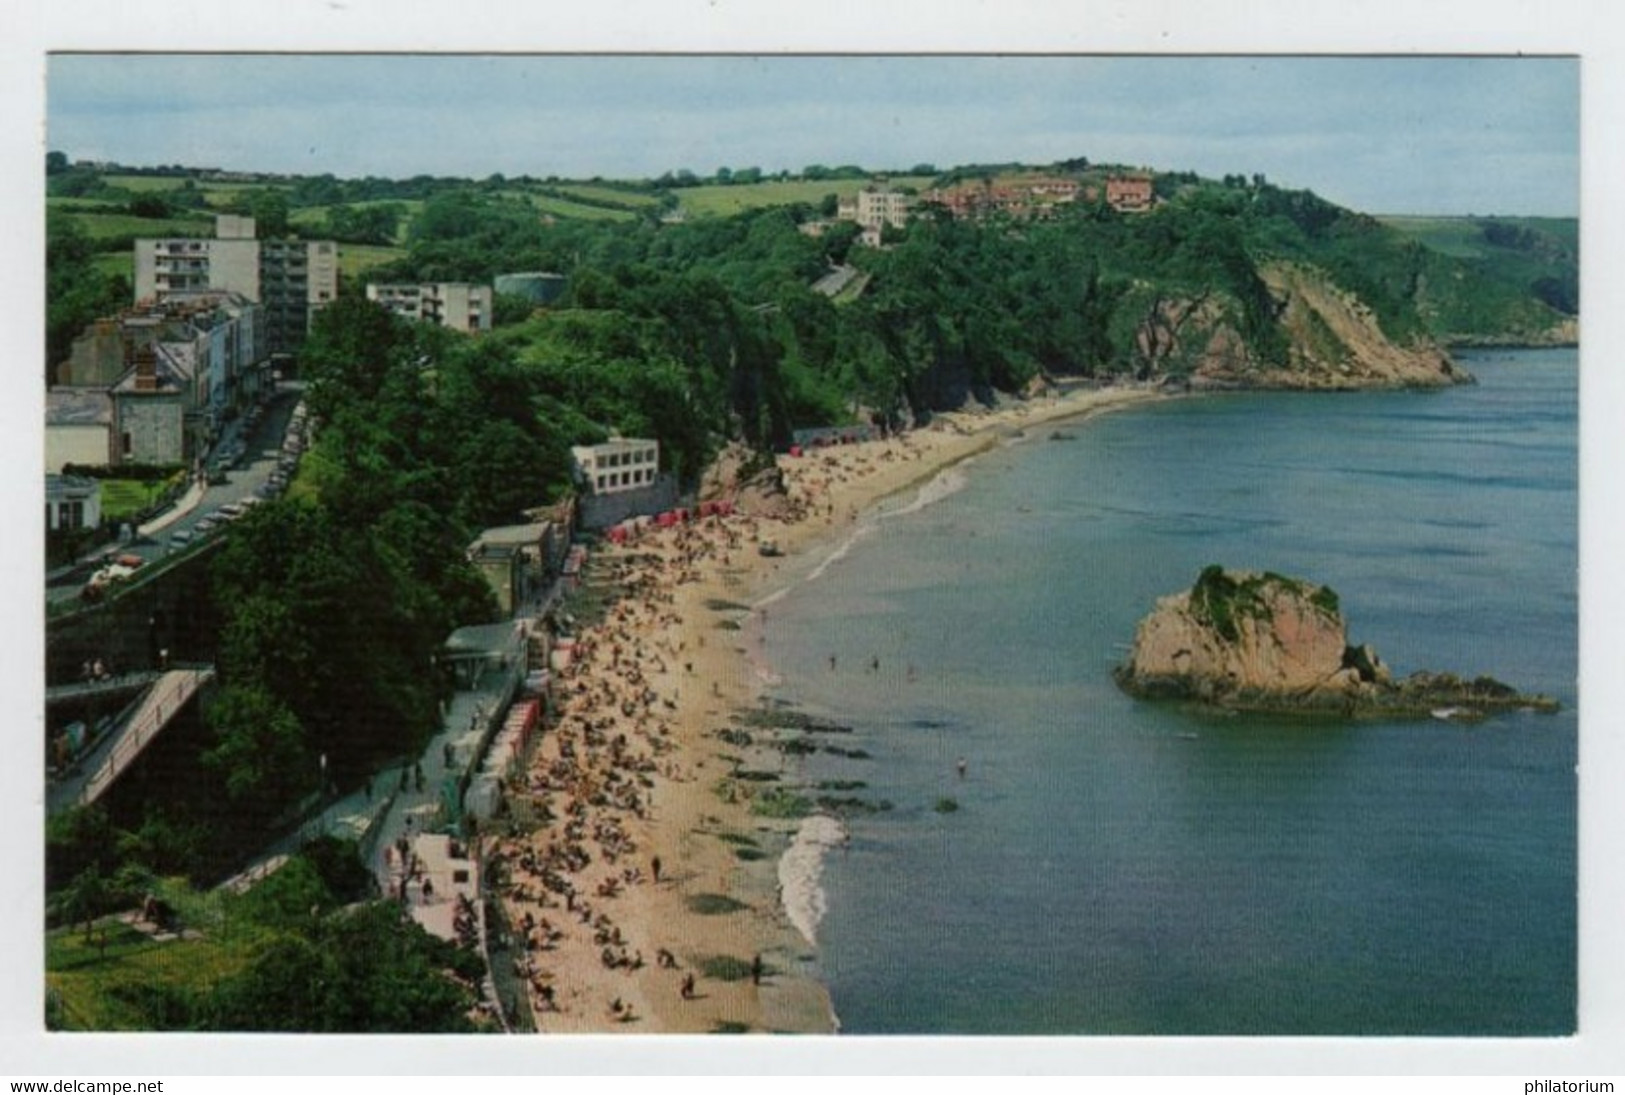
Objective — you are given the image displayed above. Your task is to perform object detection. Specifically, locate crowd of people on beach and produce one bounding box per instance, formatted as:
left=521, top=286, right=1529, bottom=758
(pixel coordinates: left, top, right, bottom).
left=490, top=510, right=773, bottom=1027
left=476, top=418, right=992, bottom=1031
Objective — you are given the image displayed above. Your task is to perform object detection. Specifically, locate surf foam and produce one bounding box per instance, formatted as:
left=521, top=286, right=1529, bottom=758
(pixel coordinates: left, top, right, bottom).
left=778, top=813, right=848, bottom=947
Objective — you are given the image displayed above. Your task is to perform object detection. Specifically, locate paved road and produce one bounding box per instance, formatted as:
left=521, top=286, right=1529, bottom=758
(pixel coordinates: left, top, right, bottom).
left=46, top=382, right=308, bottom=605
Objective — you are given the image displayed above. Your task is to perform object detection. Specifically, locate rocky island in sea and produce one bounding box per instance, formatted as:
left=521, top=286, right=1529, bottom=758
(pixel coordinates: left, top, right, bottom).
left=1114, top=566, right=1560, bottom=719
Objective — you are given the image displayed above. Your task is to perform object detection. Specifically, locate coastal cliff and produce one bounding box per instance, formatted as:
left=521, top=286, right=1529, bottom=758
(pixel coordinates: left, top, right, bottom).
left=1131, top=262, right=1470, bottom=392
left=1114, top=566, right=1559, bottom=718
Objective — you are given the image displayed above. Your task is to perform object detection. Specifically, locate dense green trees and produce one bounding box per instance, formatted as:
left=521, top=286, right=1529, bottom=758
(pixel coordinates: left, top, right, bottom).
left=48, top=843, right=484, bottom=1032
left=46, top=215, right=131, bottom=380
left=322, top=202, right=404, bottom=245
left=204, top=300, right=557, bottom=807
left=209, top=899, right=482, bottom=1032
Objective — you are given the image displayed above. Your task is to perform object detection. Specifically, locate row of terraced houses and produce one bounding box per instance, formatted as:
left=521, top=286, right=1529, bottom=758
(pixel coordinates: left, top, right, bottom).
left=807, top=171, right=1157, bottom=245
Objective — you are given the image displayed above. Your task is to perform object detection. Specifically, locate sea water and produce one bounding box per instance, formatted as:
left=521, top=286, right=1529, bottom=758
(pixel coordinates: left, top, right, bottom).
left=757, top=349, right=1577, bottom=1036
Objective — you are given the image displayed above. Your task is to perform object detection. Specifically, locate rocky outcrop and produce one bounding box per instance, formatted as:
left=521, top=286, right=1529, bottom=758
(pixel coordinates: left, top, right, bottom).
left=700, top=442, right=796, bottom=519
left=1114, top=566, right=1558, bottom=719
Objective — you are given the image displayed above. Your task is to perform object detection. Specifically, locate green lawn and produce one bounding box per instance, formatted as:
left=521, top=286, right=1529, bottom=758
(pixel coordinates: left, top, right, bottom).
left=676, top=175, right=938, bottom=218
left=46, top=916, right=253, bottom=1031
left=99, top=476, right=182, bottom=523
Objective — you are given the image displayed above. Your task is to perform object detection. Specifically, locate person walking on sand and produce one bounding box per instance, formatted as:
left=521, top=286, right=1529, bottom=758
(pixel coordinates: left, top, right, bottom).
left=751, top=954, right=764, bottom=986
left=651, top=855, right=661, bottom=883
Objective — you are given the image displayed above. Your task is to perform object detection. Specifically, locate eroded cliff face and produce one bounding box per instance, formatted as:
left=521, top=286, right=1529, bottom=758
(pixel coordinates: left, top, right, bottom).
left=1129, top=262, right=1471, bottom=391
left=1114, top=567, right=1557, bottom=718
left=1250, top=262, right=1467, bottom=389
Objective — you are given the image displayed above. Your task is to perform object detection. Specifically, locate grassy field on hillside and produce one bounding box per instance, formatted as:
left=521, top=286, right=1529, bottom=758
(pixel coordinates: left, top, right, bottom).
left=290, top=200, right=425, bottom=244
left=524, top=193, right=636, bottom=221
left=552, top=183, right=664, bottom=210
left=59, top=210, right=214, bottom=240
left=100, top=174, right=190, bottom=192
left=1379, top=216, right=1496, bottom=259
left=338, top=244, right=409, bottom=280
left=91, top=251, right=134, bottom=282
left=103, top=175, right=270, bottom=205
left=676, top=175, right=938, bottom=218
left=1379, top=215, right=1579, bottom=260
left=49, top=197, right=124, bottom=212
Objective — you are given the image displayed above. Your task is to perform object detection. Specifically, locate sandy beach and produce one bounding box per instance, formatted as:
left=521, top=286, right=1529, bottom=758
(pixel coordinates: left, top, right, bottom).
left=490, top=383, right=1166, bottom=1034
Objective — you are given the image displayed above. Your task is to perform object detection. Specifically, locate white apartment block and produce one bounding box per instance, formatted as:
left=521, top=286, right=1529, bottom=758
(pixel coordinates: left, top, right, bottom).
left=835, top=186, right=911, bottom=246
left=134, top=216, right=337, bottom=355
left=366, top=283, right=493, bottom=333
left=571, top=438, right=660, bottom=495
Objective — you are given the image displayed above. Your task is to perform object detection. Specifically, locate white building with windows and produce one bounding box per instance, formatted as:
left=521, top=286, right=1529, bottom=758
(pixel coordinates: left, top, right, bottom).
left=134, top=216, right=337, bottom=355
left=837, top=185, right=912, bottom=246
left=366, top=282, right=493, bottom=333
left=571, top=438, right=660, bottom=495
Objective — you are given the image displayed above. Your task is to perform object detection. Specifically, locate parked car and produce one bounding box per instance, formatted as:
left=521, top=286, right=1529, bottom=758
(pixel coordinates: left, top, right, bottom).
left=169, top=529, right=194, bottom=550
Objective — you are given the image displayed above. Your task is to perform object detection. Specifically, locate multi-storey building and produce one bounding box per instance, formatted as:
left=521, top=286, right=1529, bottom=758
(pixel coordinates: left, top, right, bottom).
left=259, top=237, right=339, bottom=353
left=134, top=215, right=337, bottom=355
left=1105, top=174, right=1156, bottom=213
left=837, top=185, right=912, bottom=246
left=571, top=438, right=660, bottom=495
left=366, top=282, right=493, bottom=333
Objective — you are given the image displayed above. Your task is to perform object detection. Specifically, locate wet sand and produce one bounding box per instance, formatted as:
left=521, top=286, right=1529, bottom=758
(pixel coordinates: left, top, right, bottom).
left=491, top=385, right=1166, bottom=1034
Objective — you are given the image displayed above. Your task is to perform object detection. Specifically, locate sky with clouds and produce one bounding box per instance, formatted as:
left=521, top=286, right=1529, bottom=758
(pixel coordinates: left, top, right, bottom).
left=47, top=53, right=1577, bottom=216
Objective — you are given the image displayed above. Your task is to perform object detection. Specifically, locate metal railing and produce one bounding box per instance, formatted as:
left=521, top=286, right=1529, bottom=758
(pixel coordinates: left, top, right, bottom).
left=79, top=667, right=214, bottom=806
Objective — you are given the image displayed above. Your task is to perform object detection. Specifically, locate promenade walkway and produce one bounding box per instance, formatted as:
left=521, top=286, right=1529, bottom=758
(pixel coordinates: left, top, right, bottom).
left=48, top=665, right=215, bottom=815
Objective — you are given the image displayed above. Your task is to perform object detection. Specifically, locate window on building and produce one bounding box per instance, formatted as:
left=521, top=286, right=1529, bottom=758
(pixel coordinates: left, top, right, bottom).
left=122, top=432, right=133, bottom=457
